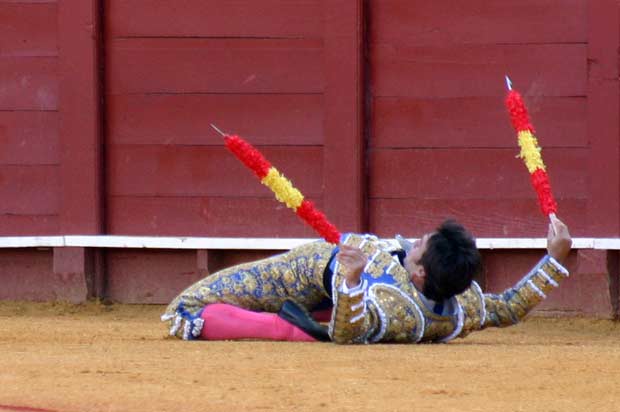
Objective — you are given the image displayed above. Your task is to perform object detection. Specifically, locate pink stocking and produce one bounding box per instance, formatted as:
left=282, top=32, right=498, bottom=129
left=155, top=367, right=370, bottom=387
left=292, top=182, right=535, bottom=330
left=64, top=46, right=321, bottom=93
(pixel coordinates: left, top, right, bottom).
left=199, top=303, right=317, bottom=342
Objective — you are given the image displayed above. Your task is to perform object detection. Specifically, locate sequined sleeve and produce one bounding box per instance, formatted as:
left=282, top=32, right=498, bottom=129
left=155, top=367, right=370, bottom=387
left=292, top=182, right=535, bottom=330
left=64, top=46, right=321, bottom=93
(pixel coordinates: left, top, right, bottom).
left=458, top=255, right=569, bottom=337
left=328, top=281, right=379, bottom=344
left=329, top=282, right=426, bottom=344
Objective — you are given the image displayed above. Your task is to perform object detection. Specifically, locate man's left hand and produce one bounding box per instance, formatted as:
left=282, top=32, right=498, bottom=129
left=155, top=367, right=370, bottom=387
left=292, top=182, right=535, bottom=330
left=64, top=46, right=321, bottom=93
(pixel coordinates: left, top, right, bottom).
left=547, top=215, right=572, bottom=263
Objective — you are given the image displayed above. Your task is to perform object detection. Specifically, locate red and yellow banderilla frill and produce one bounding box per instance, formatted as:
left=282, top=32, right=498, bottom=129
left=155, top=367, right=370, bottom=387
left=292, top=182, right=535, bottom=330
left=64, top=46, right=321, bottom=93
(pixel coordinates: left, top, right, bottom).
left=504, top=77, right=558, bottom=217
left=220, top=129, right=341, bottom=244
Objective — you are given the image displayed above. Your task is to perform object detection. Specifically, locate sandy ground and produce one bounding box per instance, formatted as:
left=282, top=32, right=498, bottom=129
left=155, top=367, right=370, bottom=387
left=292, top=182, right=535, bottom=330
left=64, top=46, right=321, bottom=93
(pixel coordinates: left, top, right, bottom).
left=0, top=301, right=619, bottom=412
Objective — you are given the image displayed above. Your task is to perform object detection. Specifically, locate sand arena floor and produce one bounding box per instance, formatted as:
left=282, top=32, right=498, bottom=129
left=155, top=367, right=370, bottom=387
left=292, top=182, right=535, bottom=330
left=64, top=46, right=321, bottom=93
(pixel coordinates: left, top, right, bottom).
left=0, top=301, right=619, bottom=412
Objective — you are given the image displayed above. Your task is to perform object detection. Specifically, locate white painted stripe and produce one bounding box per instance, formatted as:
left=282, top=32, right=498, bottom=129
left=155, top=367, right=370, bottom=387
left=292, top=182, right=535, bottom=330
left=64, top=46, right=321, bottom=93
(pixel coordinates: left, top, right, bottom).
left=594, top=238, right=620, bottom=249
left=0, top=236, right=617, bottom=250
left=0, top=236, right=65, bottom=248
left=0, top=236, right=317, bottom=250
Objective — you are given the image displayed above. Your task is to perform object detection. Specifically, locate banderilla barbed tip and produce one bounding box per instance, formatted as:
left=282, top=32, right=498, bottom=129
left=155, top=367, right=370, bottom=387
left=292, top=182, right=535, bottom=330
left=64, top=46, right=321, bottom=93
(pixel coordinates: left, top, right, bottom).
left=210, top=124, right=227, bottom=137
left=504, top=75, right=513, bottom=91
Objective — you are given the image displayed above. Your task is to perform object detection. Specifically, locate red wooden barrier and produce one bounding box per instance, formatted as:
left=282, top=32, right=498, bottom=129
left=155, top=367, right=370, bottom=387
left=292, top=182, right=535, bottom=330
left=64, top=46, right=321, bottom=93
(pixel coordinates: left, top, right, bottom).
left=0, top=2, right=60, bottom=235
left=367, top=0, right=617, bottom=240
left=586, top=0, right=620, bottom=236
left=322, top=0, right=365, bottom=233
left=104, top=0, right=363, bottom=237
left=0, top=0, right=618, bottom=315
left=58, top=0, right=103, bottom=235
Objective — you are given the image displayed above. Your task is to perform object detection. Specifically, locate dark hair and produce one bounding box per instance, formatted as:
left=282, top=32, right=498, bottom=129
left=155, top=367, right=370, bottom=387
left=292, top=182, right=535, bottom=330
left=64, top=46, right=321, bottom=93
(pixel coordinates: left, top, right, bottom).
left=420, top=220, right=482, bottom=301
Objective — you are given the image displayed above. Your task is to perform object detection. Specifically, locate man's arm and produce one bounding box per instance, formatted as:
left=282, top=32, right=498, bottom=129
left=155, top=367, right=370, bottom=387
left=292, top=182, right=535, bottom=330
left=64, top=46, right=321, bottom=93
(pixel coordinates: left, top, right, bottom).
left=328, top=244, right=380, bottom=344
left=460, top=216, right=572, bottom=335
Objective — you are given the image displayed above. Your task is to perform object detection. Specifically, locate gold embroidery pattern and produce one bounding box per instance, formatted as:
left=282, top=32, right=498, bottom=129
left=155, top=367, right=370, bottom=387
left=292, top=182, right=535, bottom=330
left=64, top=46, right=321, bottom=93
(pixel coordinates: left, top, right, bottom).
left=330, top=291, right=367, bottom=344
left=420, top=318, right=457, bottom=342
left=370, top=285, right=424, bottom=343
left=455, top=282, right=485, bottom=338
left=334, top=234, right=411, bottom=288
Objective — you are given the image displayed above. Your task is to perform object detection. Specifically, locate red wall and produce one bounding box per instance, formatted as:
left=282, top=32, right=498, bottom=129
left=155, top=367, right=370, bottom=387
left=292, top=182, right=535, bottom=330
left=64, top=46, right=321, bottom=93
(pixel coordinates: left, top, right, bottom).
left=104, top=0, right=364, bottom=237
left=0, top=1, right=619, bottom=316
left=367, top=0, right=618, bottom=239
left=2, top=0, right=617, bottom=239
left=0, top=0, right=102, bottom=236
left=0, top=2, right=60, bottom=234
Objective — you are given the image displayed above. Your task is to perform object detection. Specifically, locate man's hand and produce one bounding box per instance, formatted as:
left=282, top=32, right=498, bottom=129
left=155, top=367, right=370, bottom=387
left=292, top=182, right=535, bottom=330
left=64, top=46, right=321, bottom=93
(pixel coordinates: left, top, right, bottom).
left=337, top=244, right=367, bottom=288
left=547, top=215, right=572, bottom=263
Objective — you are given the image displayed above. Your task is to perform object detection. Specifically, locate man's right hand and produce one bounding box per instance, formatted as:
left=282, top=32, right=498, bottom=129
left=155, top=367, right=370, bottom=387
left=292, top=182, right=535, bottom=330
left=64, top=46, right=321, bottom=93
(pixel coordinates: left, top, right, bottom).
left=547, top=215, right=572, bottom=263
left=337, top=244, right=367, bottom=288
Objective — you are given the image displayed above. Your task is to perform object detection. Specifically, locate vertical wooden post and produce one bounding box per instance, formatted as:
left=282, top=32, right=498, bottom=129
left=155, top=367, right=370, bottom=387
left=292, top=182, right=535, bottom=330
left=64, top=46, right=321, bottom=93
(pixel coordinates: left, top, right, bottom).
left=608, top=251, right=620, bottom=320
left=197, top=249, right=210, bottom=278
left=587, top=1, right=619, bottom=236
left=56, top=0, right=104, bottom=301
left=323, top=1, right=365, bottom=234
left=586, top=1, right=619, bottom=318
left=58, top=0, right=103, bottom=235
left=52, top=247, right=92, bottom=303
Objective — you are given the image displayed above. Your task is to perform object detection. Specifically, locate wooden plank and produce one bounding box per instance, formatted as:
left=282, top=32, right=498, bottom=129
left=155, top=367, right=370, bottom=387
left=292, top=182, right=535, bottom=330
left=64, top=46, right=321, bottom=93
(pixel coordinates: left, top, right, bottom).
left=484, top=250, right=614, bottom=318
left=108, top=94, right=323, bottom=146
left=0, top=215, right=58, bottom=235
left=369, top=198, right=588, bottom=238
left=0, top=57, right=58, bottom=110
left=0, top=165, right=59, bottom=214
left=108, top=145, right=323, bottom=197
left=0, top=2, right=57, bottom=57
left=323, top=0, right=365, bottom=233
left=369, top=148, right=588, bottom=199
left=107, top=196, right=323, bottom=237
left=0, top=249, right=55, bottom=301
left=0, top=112, right=59, bottom=164
left=371, top=44, right=587, bottom=98
left=371, top=0, right=587, bottom=46
left=107, top=38, right=323, bottom=94
left=58, top=0, right=103, bottom=234
left=586, top=0, right=620, bottom=236
left=372, top=96, right=587, bottom=148
left=107, top=0, right=322, bottom=39
left=106, top=249, right=202, bottom=304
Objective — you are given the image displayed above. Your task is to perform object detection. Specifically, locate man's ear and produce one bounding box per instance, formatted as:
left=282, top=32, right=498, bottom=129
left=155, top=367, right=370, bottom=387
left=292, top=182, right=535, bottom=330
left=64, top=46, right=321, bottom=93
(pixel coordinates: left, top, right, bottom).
left=412, top=265, right=426, bottom=280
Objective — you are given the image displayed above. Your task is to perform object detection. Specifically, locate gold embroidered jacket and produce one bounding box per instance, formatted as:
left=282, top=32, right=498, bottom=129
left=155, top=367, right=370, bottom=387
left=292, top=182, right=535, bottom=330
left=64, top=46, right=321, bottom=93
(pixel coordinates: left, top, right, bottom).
left=329, top=234, right=569, bottom=344
left=162, top=233, right=568, bottom=342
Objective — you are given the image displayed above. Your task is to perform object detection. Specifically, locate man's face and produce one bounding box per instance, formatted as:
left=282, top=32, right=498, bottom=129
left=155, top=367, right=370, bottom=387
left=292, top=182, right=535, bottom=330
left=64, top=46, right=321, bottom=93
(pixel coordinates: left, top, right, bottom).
left=403, top=233, right=432, bottom=276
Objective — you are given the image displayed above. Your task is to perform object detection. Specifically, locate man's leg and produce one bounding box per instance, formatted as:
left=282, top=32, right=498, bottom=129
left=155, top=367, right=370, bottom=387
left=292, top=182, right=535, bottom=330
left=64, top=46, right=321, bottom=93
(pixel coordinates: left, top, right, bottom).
left=199, top=303, right=316, bottom=342
left=163, top=241, right=335, bottom=339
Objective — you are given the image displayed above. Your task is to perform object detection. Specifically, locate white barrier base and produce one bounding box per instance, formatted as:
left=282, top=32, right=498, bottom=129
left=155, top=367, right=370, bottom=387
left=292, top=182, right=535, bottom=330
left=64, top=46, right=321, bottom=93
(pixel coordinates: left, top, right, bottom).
left=0, top=236, right=617, bottom=250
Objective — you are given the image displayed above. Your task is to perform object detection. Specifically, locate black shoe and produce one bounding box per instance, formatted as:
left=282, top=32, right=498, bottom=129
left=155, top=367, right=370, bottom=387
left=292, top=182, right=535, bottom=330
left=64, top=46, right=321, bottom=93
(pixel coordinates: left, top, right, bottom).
left=278, top=300, right=330, bottom=342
